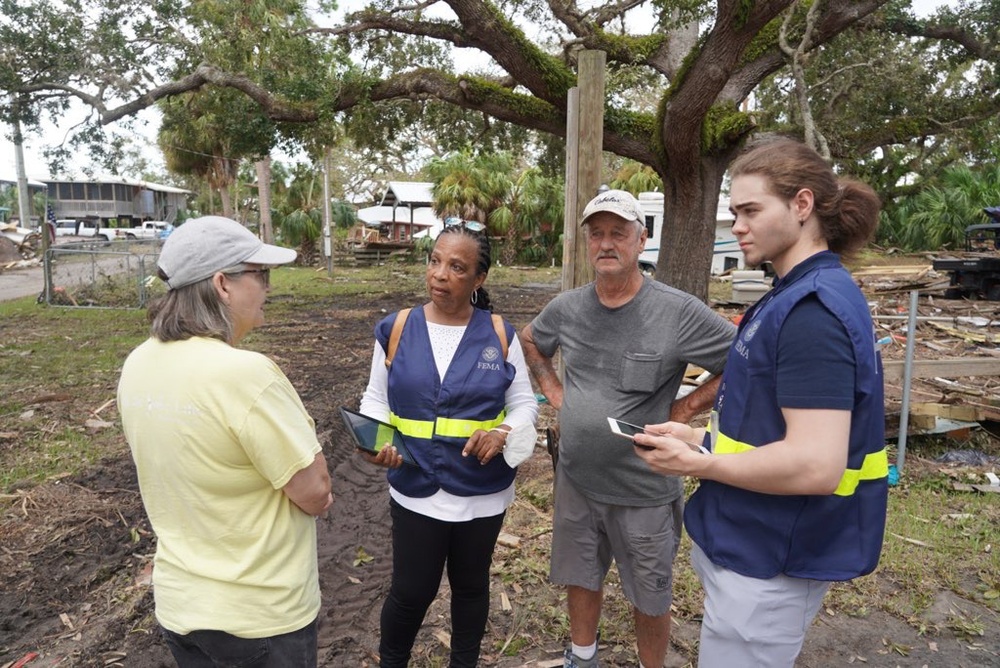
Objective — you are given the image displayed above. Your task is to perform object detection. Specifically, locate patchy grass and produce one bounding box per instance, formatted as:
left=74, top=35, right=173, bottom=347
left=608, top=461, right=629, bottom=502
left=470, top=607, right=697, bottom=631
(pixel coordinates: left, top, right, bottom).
left=2, top=257, right=998, bottom=666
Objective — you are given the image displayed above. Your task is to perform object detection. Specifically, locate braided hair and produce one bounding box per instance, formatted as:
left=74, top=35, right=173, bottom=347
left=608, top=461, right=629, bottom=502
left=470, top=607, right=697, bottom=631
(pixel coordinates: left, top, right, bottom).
left=437, top=224, right=494, bottom=312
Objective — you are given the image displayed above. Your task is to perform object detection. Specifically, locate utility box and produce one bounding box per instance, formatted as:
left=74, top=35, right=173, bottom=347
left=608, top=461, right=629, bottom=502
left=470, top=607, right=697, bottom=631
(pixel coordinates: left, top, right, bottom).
left=731, top=269, right=771, bottom=304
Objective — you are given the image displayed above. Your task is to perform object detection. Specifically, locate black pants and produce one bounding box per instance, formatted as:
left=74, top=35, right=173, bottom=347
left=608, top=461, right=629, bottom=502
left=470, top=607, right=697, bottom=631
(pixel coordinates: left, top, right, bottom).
left=379, top=498, right=505, bottom=668
left=161, top=617, right=318, bottom=667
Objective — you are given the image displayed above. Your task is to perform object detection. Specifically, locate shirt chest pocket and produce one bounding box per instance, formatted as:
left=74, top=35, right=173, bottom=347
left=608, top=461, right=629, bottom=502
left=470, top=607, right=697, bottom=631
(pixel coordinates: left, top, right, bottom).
left=618, top=352, right=663, bottom=393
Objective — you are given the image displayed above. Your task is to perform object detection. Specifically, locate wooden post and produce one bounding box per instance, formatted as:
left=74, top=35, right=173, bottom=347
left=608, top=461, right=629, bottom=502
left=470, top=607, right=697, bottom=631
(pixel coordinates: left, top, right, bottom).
left=561, top=88, right=579, bottom=292
left=573, top=50, right=605, bottom=288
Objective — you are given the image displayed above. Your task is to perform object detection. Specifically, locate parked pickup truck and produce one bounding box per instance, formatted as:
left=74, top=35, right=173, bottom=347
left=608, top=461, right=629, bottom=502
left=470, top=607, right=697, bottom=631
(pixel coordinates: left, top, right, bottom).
left=932, top=211, right=1000, bottom=301
left=53, top=219, right=114, bottom=241
left=116, top=221, right=172, bottom=240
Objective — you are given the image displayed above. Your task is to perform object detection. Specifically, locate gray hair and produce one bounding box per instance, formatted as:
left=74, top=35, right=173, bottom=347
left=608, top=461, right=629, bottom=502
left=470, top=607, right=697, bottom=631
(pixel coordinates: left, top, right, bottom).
left=147, top=270, right=235, bottom=343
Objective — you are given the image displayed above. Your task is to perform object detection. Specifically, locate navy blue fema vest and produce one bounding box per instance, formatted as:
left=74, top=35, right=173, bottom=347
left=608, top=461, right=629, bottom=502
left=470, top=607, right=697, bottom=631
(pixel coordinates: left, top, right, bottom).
left=375, top=306, right=516, bottom=497
left=686, top=252, right=888, bottom=581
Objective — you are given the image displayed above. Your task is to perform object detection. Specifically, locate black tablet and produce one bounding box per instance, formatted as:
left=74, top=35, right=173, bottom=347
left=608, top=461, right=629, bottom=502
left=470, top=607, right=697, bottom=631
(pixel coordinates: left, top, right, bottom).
left=338, top=406, right=420, bottom=467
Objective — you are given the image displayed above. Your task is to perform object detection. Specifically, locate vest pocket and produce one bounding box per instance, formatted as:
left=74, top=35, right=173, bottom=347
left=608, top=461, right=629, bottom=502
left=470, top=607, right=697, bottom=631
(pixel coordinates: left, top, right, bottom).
left=618, top=352, right=662, bottom=393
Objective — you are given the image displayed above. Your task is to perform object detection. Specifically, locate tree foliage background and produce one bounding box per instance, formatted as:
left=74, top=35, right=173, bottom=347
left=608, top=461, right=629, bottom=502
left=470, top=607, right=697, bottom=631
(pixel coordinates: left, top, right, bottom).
left=2, top=0, right=1000, bottom=296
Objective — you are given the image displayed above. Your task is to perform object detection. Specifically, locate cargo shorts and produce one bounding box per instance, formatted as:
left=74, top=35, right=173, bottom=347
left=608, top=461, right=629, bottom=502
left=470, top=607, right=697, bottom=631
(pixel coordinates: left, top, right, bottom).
left=550, top=465, right=683, bottom=616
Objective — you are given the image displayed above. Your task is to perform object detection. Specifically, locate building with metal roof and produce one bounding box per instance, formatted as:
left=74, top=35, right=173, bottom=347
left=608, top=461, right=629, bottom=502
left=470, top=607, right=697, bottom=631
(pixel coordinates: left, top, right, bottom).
left=43, top=176, right=191, bottom=225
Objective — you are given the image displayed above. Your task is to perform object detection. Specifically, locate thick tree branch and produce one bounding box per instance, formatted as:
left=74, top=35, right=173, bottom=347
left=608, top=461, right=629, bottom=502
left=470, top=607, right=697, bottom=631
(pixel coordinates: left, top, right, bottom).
left=720, top=0, right=887, bottom=103
left=19, top=62, right=657, bottom=167
left=780, top=0, right=830, bottom=158
left=21, top=65, right=318, bottom=124
left=877, top=18, right=996, bottom=60
left=836, top=101, right=1000, bottom=156
left=303, top=12, right=468, bottom=46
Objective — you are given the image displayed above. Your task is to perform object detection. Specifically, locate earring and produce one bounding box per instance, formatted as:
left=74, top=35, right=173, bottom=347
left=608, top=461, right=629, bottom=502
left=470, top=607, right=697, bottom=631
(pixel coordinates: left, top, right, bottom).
left=471, top=290, right=479, bottom=305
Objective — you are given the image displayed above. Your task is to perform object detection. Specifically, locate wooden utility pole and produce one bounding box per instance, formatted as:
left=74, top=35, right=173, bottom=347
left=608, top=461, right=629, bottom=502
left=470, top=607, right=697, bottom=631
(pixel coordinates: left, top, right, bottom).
left=561, top=50, right=606, bottom=290
left=561, top=88, right=579, bottom=292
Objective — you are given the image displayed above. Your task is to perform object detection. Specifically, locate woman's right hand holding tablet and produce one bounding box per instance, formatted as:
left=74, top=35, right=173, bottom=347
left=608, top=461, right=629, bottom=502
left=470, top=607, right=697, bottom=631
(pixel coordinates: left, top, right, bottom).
left=362, top=443, right=404, bottom=469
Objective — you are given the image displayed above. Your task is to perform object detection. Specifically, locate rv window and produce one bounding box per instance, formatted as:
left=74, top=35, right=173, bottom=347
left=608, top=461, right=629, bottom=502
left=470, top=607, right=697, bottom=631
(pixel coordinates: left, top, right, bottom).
left=644, top=215, right=654, bottom=238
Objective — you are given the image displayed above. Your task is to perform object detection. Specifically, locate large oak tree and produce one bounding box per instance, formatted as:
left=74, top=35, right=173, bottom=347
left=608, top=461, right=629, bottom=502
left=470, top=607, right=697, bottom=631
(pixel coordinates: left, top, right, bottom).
left=3, top=0, right=999, bottom=299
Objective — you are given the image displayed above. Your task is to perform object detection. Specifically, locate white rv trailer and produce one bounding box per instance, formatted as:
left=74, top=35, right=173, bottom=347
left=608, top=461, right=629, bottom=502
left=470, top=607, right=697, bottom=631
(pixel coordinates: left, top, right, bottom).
left=635, top=192, right=743, bottom=276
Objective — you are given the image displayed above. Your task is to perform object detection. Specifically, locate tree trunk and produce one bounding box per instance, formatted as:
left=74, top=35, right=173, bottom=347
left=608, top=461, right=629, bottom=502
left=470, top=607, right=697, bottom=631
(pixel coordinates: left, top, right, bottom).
left=219, top=186, right=233, bottom=219
left=502, top=226, right=518, bottom=265
left=657, top=154, right=735, bottom=303
left=11, top=114, right=33, bottom=227
left=256, top=156, right=274, bottom=243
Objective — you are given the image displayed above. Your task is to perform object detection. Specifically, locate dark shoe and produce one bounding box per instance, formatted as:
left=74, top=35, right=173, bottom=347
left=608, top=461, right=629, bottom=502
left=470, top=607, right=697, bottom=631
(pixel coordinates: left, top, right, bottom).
left=563, top=647, right=599, bottom=668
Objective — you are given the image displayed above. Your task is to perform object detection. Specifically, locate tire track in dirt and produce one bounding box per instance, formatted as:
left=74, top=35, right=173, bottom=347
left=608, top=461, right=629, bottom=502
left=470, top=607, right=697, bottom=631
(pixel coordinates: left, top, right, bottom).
left=316, top=419, right=394, bottom=665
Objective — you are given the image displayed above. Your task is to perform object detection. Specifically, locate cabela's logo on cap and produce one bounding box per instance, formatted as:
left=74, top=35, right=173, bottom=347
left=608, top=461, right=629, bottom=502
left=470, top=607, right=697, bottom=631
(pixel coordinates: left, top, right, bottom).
left=595, top=193, right=630, bottom=205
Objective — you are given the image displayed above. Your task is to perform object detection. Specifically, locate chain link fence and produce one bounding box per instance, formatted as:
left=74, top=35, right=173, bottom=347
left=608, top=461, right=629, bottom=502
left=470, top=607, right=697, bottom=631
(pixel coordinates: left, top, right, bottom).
left=43, top=240, right=166, bottom=308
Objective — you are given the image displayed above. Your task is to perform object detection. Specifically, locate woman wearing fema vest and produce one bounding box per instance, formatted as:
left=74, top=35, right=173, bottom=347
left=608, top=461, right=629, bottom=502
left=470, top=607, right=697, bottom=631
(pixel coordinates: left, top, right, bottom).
left=359, top=222, right=539, bottom=667
left=633, top=138, right=888, bottom=667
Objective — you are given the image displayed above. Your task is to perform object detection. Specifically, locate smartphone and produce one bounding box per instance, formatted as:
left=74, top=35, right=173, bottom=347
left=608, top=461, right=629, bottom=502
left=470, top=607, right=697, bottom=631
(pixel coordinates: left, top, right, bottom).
left=607, top=417, right=709, bottom=454
left=607, top=417, right=655, bottom=450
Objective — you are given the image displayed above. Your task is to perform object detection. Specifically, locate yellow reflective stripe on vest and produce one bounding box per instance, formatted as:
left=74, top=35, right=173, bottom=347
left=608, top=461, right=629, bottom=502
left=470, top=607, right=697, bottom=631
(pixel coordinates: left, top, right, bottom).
left=832, top=449, right=889, bottom=496
left=715, top=431, right=888, bottom=496
left=389, top=411, right=506, bottom=439
left=390, top=414, right=434, bottom=439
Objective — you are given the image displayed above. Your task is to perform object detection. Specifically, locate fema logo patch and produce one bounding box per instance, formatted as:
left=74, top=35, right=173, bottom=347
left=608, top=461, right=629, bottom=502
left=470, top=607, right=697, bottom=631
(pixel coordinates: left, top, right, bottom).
left=744, top=320, right=761, bottom=342
left=478, top=346, right=502, bottom=371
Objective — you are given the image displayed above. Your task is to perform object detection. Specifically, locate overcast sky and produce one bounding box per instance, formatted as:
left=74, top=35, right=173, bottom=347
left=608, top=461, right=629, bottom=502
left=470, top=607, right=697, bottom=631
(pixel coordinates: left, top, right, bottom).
left=0, top=0, right=961, bottom=181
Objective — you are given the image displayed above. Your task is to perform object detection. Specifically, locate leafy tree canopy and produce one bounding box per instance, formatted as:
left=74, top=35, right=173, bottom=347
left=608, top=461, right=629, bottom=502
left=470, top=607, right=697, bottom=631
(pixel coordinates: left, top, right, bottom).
left=3, top=0, right=1000, bottom=297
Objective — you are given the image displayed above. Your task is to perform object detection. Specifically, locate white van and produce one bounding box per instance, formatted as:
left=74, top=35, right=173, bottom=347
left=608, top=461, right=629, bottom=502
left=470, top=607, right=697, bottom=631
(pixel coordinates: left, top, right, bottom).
left=635, top=192, right=743, bottom=276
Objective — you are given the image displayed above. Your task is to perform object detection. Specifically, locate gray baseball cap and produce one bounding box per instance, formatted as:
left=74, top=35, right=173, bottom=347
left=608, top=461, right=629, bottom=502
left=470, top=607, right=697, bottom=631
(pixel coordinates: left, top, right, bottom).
left=580, top=189, right=645, bottom=226
left=157, top=216, right=297, bottom=290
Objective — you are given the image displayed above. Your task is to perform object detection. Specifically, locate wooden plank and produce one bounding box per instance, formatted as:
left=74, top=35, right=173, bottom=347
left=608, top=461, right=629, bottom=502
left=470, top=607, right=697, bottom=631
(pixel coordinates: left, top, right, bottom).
left=561, top=86, right=579, bottom=293
left=882, top=358, right=1000, bottom=382
left=909, top=403, right=981, bottom=422
left=952, top=483, right=1000, bottom=494
left=928, top=322, right=999, bottom=344
left=852, top=265, right=932, bottom=275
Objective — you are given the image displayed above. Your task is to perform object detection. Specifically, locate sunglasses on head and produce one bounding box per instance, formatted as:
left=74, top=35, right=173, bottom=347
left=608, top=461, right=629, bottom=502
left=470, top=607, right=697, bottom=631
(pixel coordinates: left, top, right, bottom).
left=444, top=217, right=486, bottom=233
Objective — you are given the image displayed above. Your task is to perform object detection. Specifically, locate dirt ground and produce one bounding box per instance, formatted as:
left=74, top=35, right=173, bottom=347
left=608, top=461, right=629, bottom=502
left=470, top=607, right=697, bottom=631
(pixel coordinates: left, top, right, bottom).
left=2, top=270, right=999, bottom=668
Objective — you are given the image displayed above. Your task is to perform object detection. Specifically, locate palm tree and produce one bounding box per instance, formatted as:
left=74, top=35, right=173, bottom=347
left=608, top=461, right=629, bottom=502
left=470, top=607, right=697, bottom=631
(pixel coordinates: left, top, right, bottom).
left=492, top=167, right=564, bottom=265
left=280, top=208, right=322, bottom=265
left=609, top=161, right=664, bottom=194
left=427, top=151, right=567, bottom=265
left=881, top=164, right=1000, bottom=251
left=428, top=150, right=517, bottom=260
left=159, top=95, right=242, bottom=218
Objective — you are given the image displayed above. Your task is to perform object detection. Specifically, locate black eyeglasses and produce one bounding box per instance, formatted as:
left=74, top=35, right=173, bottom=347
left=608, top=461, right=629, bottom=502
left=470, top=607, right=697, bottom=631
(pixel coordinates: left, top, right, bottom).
left=224, top=268, right=270, bottom=287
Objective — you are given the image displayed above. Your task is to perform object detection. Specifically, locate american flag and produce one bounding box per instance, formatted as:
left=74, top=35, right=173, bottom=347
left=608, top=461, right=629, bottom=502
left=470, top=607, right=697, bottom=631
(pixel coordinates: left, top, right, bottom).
left=46, top=204, right=56, bottom=226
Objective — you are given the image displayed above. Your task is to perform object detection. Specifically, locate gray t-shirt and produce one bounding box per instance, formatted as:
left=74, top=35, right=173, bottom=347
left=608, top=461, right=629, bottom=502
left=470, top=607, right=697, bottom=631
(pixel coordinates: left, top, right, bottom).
left=530, top=278, right=735, bottom=506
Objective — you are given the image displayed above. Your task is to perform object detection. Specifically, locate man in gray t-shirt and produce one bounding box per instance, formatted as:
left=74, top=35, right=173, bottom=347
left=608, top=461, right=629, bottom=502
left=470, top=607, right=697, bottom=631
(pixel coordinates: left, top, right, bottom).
left=521, top=189, right=734, bottom=668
